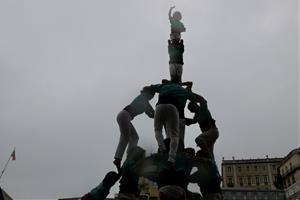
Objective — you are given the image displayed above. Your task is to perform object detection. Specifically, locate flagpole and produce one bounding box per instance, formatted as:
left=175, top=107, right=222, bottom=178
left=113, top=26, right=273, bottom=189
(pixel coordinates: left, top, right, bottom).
left=0, top=148, right=15, bottom=181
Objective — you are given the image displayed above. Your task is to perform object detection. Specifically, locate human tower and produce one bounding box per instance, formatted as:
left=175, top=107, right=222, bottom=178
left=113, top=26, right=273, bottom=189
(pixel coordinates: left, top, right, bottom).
left=82, top=6, right=223, bottom=200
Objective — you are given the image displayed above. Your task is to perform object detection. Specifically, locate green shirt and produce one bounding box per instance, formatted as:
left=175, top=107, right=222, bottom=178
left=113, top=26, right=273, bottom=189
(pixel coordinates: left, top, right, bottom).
left=119, top=159, right=140, bottom=196
left=124, top=94, right=153, bottom=119
left=150, top=83, right=196, bottom=118
left=89, top=182, right=110, bottom=200
left=189, top=158, right=220, bottom=185
left=190, top=99, right=216, bottom=132
left=194, top=100, right=213, bottom=125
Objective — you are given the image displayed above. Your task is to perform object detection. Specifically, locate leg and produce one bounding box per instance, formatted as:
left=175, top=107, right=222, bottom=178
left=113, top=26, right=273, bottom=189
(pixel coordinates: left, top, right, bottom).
left=127, top=122, right=139, bottom=154
left=154, top=105, right=167, bottom=151
left=179, top=118, right=186, bottom=147
left=195, top=128, right=219, bottom=160
left=165, top=105, right=179, bottom=163
left=169, top=63, right=177, bottom=82
left=114, top=110, right=132, bottom=160
left=175, top=64, right=183, bottom=83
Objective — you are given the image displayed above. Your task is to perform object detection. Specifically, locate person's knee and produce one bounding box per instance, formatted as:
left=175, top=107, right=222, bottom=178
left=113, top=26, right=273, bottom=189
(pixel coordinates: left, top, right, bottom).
left=120, top=134, right=130, bottom=142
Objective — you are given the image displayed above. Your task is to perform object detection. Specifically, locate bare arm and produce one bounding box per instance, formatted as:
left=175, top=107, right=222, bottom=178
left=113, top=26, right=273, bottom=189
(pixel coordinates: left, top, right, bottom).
left=185, top=118, right=197, bottom=126
left=145, top=103, right=155, bottom=118
left=169, top=6, right=175, bottom=19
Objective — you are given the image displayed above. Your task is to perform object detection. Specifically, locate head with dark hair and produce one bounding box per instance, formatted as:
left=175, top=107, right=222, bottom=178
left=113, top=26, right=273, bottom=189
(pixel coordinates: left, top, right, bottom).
left=173, top=11, right=182, bottom=21
left=161, top=79, right=170, bottom=84
left=127, top=146, right=146, bottom=162
left=183, top=148, right=195, bottom=157
left=187, top=101, right=199, bottom=113
left=159, top=185, right=186, bottom=200
left=103, top=171, right=120, bottom=187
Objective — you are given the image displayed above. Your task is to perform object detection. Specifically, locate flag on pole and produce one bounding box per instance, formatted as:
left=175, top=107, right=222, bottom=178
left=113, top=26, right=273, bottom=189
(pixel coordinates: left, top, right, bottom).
left=11, top=149, right=16, bottom=161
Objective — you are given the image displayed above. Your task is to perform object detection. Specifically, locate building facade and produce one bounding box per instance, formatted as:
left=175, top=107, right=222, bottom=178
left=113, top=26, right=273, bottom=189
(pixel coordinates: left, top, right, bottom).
left=279, top=148, right=300, bottom=200
left=221, top=156, right=286, bottom=200
left=222, top=188, right=286, bottom=200
left=222, top=156, right=283, bottom=190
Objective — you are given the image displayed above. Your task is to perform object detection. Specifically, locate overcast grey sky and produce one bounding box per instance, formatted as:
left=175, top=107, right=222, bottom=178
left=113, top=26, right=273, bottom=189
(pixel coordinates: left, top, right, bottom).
left=0, top=0, right=299, bottom=199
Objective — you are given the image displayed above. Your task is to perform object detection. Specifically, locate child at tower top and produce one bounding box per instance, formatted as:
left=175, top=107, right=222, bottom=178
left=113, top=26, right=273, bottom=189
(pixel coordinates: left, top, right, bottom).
left=169, top=6, right=186, bottom=40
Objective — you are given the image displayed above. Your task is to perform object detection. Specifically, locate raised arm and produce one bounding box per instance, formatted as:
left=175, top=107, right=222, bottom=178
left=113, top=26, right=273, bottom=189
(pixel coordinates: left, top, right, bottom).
left=185, top=117, right=197, bottom=126
left=169, top=6, right=175, bottom=19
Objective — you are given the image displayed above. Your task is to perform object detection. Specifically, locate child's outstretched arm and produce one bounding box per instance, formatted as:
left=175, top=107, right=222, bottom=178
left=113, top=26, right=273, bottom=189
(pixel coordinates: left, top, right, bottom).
left=185, top=117, right=197, bottom=126
left=169, top=6, right=175, bottom=20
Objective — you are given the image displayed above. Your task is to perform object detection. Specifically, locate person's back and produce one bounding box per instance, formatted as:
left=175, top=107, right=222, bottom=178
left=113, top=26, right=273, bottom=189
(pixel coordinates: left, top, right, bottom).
left=151, top=83, right=195, bottom=118
left=124, top=88, right=155, bottom=119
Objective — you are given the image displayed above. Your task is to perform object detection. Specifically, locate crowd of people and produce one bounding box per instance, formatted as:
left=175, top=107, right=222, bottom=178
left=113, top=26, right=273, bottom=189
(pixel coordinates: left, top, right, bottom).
left=81, top=7, right=222, bottom=200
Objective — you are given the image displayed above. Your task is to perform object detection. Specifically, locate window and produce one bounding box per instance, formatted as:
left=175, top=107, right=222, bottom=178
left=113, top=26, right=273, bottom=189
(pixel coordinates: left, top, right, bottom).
left=248, top=177, right=251, bottom=186
left=228, top=177, right=234, bottom=187
left=239, top=177, right=243, bottom=186
left=292, top=176, right=296, bottom=184
left=262, top=166, right=266, bottom=171
left=264, top=176, right=269, bottom=185
left=289, top=163, right=293, bottom=170
left=272, top=165, right=276, bottom=171
left=227, top=166, right=232, bottom=172
left=246, top=166, right=250, bottom=171
left=238, top=166, right=242, bottom=172
left=260, top=177, right=264, bottom=183
left=256, top=176, right=260, bottom=185
left=254, top=165, right=258, bottom=171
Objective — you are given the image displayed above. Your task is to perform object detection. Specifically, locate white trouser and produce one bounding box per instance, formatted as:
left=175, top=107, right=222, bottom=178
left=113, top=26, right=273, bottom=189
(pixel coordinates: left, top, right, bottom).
left=195, top=127, right=219, bottom=160
left=154, top=104, right=179, bottom=163
left=114, top=110, right=139, bottom=160
left=164, top=118, right=185, bottom=148
left=169, top=63, right=183, bottom=83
